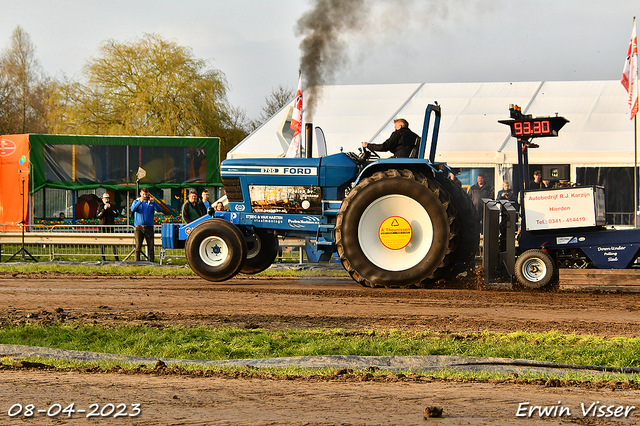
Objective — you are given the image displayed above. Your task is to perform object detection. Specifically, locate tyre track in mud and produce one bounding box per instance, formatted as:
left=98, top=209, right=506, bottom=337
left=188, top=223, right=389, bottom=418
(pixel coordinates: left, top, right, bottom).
left=2, top=274, right=640, bottom=337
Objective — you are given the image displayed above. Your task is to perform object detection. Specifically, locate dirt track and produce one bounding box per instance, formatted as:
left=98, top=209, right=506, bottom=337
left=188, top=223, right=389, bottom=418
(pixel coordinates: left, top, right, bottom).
left=2, top=273, right=640, bottom=424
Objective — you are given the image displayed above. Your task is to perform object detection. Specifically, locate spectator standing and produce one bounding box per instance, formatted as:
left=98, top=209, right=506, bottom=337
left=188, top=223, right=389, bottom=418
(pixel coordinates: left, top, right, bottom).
left=468, top=174, right=494, bottom=224
left=202, top=189, right=211, bottom=210
left=182, top=189, right=207, bottom=223
left=496, top=180, right=517, bottom=204
left=131, top=187, right=162, bottom=262
left=96, top=193, right=120, bottom=261
left=215, top=201, right=225, bottom=212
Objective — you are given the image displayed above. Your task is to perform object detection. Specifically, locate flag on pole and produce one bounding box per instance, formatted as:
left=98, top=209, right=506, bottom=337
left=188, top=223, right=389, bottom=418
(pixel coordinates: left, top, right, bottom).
left=285, top=75, right=303, bottom=158
left=621, top=17, right=638, bottom=120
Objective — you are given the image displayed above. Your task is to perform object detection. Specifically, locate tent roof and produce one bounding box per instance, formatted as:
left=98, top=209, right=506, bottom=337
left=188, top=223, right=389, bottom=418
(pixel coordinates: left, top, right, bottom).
left=229, top=80, right=636, bottom=166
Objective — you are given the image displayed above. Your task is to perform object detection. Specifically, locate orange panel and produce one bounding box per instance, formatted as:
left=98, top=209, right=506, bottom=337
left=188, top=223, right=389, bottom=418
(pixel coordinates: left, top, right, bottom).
left=0, top=134, right=30, bottom=232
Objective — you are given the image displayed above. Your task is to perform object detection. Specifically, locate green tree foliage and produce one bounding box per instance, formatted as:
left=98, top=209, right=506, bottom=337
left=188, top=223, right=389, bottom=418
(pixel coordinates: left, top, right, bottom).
left=51, top=34, right=228, bottom=136
left=0, top=30, right=250, bottom=161
left=0, top=26, right=49, bottom=134
left=44, top=33, right=249, bottom=160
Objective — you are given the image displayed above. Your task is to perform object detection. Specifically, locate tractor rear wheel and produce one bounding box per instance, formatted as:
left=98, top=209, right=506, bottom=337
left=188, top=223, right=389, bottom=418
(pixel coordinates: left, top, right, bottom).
left=335, top=169, right=455, bottom=288
left=241, top=229, right=279, bottom=274
left=515, top=249, right=556, bottom=289
left=428, top=175, right=480, bottom=282
left=185, top=219, right=247, bottom=282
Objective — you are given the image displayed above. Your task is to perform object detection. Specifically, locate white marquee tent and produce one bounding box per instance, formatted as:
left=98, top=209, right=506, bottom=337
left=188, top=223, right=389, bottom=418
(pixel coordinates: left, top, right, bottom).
left=229, top=80, right=636, bottom=170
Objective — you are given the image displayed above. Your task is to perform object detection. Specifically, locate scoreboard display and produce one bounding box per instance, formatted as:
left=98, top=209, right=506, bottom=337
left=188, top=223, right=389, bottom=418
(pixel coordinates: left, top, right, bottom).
left=499, top=105, right=568, bottom=139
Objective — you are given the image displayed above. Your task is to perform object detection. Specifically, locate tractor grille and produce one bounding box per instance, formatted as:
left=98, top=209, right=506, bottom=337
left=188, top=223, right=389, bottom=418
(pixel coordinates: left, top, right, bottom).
left=222, top=177, right=243, bottom=202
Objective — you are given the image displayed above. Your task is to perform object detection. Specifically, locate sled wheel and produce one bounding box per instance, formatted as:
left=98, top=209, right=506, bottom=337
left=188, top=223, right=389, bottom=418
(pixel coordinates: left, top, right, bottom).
left=241, top=229, right=279, bottom=274
left=515, top=249, right=556, bottom=289
left=335, top=169, right=455, bottom=288
left=185, top=218, right=246, bottom=282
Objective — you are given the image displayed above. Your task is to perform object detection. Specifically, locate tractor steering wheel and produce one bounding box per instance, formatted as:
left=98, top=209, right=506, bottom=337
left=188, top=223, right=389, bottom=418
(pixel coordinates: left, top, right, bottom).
left=361, top=146, right=380, bottom=160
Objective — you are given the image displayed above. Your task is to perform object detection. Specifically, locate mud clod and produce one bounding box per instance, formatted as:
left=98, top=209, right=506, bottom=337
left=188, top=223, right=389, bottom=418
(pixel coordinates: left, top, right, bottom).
left=424, top=405, right=443, bottom=419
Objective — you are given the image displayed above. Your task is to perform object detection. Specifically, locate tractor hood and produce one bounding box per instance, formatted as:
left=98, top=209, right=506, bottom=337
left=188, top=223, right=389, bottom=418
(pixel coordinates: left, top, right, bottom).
left=221, top=152, right=358, bottom=189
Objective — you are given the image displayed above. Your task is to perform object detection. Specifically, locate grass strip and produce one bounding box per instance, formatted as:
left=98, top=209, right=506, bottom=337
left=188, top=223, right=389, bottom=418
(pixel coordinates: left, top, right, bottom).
left=1, top=325, right=640, bottom=370
left=0, top=264, right=347, bottom=277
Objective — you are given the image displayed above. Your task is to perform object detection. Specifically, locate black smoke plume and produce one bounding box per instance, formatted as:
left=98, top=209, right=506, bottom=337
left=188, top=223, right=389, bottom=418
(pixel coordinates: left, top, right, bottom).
left=295, top=0, right=370, bottom=119
left=295, top=0, right=489, bottom=120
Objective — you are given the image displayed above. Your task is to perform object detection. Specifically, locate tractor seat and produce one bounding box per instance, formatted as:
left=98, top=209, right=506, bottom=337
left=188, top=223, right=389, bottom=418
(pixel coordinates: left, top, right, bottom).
left=408, top=136, right=421, bottom=158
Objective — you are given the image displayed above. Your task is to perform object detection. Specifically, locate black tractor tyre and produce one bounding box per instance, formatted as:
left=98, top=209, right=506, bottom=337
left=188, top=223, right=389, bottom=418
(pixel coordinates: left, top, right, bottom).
left=335, top=169, right=456, bottom=288
left=185, top=218, right=247, bottom=282
left=241, top=229, right=279, bottom=274
left=514, top=249, right=556, bottom=289
left=428, top=175, right=480, bottom=281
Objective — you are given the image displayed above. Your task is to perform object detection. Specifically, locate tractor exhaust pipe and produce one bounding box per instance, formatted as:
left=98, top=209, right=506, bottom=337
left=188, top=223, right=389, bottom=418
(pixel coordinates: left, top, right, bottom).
left=305, top=123, right=313, bottom=158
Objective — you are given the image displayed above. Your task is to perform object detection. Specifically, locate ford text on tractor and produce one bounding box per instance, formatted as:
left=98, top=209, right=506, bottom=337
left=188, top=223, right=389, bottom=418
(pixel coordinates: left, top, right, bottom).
left=162, top=104, right=480, bottom=288
left=497, top=104, right=640, bottom=289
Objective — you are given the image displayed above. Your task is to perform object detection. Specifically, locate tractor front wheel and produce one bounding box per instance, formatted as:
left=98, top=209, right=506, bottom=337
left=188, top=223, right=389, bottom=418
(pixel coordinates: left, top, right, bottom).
left=185, top=219, right=247, bottom=282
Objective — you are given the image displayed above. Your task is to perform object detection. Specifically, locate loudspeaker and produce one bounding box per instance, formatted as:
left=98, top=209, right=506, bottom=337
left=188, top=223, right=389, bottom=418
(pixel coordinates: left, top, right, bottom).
left=542, top=164, right=569, bottom=181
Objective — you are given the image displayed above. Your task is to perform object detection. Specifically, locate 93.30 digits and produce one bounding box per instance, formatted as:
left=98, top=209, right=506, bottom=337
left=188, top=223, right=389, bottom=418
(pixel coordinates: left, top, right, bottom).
left=513, top=120, right=551, bottom=136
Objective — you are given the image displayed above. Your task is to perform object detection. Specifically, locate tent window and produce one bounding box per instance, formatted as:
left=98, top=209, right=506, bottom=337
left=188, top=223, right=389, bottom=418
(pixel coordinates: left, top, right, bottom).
left=43, top=144, right=208, bottom=184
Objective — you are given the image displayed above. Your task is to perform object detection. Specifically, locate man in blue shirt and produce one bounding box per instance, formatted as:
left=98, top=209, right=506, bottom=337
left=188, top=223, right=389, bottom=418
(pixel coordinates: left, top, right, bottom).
left=201, top=189, right=211, bottom=210
left=131, top=187, right=162, bottom=262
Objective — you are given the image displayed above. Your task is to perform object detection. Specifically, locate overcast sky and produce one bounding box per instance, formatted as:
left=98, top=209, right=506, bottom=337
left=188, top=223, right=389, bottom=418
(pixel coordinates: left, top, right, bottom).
left=0, top=1, right=637, bottom=119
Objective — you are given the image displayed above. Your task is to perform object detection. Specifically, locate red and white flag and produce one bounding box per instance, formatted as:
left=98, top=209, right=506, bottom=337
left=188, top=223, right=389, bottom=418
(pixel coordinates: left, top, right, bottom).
left=621, top=17, right=638, bottom=120
left=285, top=75, right=303, bottom=158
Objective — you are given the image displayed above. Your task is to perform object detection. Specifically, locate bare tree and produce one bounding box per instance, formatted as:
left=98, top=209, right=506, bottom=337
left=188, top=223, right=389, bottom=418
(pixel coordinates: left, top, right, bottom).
left=0, top=26, right=47, bottom=133
left=250, top=84, right=294, bottom=130
left=218, top=104, right=250, bottom=161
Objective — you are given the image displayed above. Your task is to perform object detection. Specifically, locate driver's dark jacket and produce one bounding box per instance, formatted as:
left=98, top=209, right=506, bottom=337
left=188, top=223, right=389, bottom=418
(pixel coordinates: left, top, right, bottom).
left=367, top=127, right=419, bottom=158
left=182, top=200, right=207, bottom=223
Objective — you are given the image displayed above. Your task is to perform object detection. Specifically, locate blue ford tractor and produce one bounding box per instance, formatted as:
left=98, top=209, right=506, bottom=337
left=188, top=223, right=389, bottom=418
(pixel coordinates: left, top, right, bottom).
left=162, top=104, right=480, bottom=288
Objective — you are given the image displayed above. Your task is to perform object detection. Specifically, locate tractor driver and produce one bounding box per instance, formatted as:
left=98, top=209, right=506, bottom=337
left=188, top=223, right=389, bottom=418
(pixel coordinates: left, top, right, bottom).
left=361, top=118, right=419, bottom=158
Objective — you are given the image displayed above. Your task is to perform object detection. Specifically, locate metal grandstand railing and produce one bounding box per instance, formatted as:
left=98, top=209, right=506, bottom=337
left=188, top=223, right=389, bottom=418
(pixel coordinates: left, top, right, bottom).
left=0, top=224, right=307, bottom=265
left=0, top=224, right=185, bottom=264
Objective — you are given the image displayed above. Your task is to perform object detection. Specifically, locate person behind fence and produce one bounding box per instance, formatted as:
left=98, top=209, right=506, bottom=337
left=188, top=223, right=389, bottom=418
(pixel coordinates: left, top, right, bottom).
left=96, top=192, right=120, bottom=261
left=530, top=170, right=542, bottom=189
left=468, top=174, right=494, bottom=224
left=131, top=187, right=161, bottom=262
left=182, top=189, right=207, bottom=223
left=361, top=118, right=418, bottom=158
left=496, top=180, right=516, bottom=204
left=448, top=171, right=461, bottom=186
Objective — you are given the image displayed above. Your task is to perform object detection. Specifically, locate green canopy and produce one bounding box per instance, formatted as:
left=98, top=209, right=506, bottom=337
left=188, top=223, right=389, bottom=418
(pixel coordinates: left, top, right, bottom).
left=28, top=134, right=221, bottom=193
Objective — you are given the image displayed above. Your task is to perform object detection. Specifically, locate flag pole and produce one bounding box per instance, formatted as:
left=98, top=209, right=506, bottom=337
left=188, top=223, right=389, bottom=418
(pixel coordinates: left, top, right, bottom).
left=636, top=17, right=639, bottom=228
left=624, top=17, right=638, bottom=227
